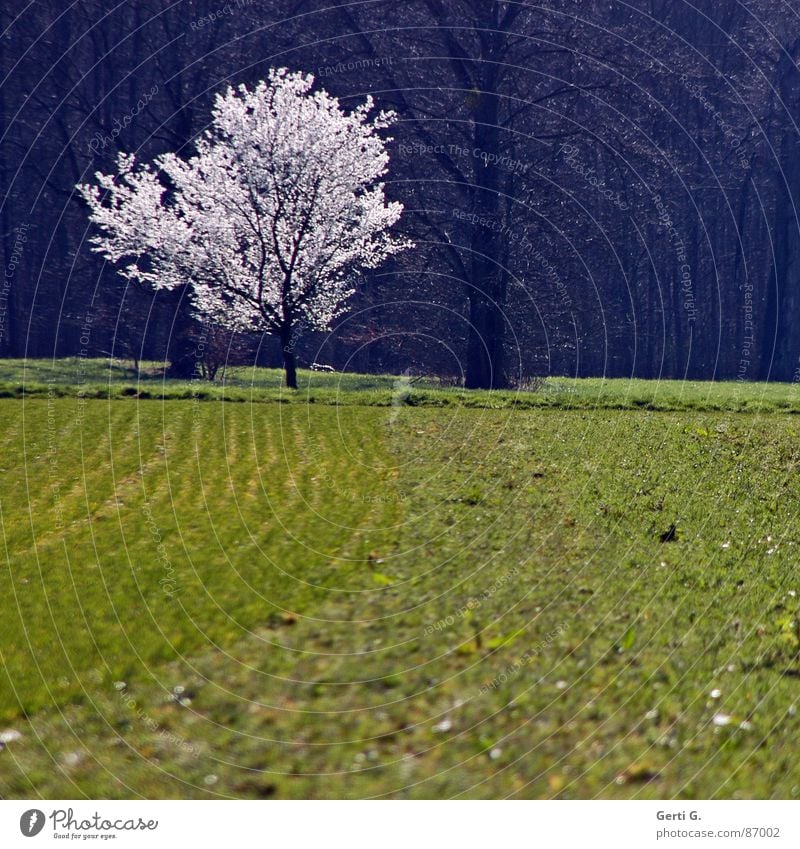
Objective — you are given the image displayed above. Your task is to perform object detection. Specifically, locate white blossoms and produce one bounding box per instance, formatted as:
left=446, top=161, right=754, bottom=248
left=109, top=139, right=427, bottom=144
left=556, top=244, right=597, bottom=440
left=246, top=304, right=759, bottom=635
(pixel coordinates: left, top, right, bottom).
left=78, top=68, right=411, bottom=385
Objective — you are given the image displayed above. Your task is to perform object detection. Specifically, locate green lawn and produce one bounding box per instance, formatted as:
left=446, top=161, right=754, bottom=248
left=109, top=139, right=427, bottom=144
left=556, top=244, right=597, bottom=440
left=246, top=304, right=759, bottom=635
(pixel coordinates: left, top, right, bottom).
left=1, top=363, right=800, bottom=798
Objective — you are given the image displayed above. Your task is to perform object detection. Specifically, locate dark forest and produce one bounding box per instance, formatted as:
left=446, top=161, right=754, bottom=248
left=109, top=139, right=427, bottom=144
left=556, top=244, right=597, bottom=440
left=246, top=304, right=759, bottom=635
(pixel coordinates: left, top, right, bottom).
left=2, top=0, right=799, bottom=387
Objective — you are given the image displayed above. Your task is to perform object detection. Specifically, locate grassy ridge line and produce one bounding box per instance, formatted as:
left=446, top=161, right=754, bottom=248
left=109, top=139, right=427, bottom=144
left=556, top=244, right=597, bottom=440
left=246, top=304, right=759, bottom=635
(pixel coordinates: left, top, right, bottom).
left=2, top=358, right=800, bottom=411
left=3, top=380, right=800, bottom=413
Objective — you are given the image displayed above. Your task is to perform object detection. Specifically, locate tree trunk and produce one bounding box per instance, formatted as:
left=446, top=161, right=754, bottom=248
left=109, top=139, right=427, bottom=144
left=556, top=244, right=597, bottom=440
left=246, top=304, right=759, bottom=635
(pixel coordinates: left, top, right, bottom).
left=0, top=6, right=15, bottom=358
left=464, top=32, right=507, bottom=390
left=166, top=286, right=201, bottom=379
left=280, top=326, right=298, bottom=389
left=766, top=39, right=800, bottom=381
left=465, top=283, right=506, bottom=389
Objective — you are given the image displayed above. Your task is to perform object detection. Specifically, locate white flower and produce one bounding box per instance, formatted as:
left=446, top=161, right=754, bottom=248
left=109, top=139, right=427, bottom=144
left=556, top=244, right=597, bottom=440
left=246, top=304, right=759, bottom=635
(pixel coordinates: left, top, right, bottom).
left=710, top=689, right=722, bottom=699
left=433, top=718, right=452, bottom=732
left=712, top=713, right=731, bottom=727
left=0, top=730, right=21, bottom=743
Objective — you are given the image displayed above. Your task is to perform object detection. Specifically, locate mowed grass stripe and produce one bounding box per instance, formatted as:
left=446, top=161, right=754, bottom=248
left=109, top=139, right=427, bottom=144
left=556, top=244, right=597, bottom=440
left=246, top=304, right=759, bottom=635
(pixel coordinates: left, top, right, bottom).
left=0, top=400, right=402, bottom=719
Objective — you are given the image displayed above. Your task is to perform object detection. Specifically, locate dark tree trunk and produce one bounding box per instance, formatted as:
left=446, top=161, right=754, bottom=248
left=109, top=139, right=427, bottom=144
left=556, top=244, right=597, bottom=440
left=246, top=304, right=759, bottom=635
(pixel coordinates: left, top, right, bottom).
left=766, top=39, right=800, bottom=381
left=280, top=326, right=298, bottom=389
left=464, top=16, right=507, bottom=390
left=0, top=8, right=14, bottom=358
left=465, top=282, right=506, bottom=389
left=166, top=286, right=201, bottom=379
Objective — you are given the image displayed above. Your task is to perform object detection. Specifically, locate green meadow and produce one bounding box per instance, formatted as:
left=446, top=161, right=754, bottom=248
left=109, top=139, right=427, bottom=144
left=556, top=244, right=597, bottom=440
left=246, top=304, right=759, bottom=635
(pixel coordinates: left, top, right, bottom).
left=1, top=360, right=800, bottom=798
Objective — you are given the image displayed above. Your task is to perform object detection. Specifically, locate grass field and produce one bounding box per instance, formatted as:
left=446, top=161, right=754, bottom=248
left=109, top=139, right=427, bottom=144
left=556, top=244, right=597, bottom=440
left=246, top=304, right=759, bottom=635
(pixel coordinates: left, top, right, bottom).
left=2, top=360, right=800, bottom=798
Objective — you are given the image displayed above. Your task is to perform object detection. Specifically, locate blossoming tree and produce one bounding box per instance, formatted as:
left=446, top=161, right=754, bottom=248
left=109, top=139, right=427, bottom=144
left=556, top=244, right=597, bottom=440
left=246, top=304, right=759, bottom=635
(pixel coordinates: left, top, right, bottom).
left=78, top=68, right=410, bottom=388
